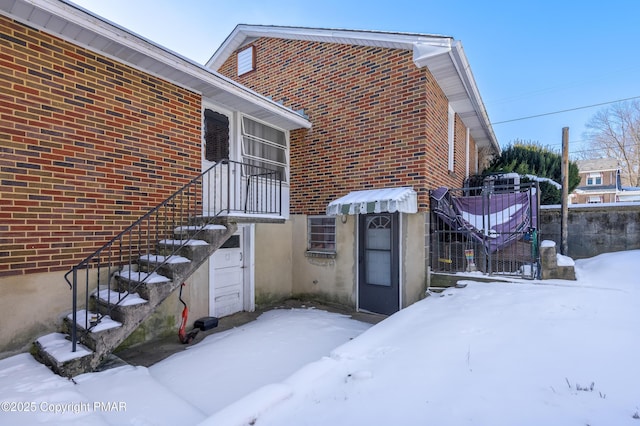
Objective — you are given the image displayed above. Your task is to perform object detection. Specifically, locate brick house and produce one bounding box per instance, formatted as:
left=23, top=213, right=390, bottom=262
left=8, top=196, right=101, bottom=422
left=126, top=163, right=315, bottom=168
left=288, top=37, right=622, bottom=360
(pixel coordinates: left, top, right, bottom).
left=208, top=25, right=500, bottom=315
left=571, top=158, right=640, bottom=204
left=0, top=0, right=310, bottom=364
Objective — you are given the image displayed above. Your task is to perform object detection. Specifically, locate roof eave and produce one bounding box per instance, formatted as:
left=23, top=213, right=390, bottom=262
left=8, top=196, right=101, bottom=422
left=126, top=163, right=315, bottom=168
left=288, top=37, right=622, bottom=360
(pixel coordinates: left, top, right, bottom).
left=208, top=25, right=499, bottom=154
left=414, top=42, right=500, bottom=155
left=0, top=0, right=310, bottom=131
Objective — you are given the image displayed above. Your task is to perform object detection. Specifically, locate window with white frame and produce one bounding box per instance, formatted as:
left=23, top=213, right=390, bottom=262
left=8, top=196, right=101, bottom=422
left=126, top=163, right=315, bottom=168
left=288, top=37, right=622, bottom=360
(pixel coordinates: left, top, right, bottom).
left=448, top=104, right=455, bottom=172
left=308, top=216, right=336, bottom=252
left=587, top=195, right=603, bottom=203
left=241, top=116, right=287, bottom=181
left=586, top=173, right=602, bottom=185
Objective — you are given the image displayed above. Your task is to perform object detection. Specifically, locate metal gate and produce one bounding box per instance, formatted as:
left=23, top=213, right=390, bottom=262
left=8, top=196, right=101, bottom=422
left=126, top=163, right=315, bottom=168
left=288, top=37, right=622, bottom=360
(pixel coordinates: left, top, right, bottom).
left=429, top=182, right=540, bottom=279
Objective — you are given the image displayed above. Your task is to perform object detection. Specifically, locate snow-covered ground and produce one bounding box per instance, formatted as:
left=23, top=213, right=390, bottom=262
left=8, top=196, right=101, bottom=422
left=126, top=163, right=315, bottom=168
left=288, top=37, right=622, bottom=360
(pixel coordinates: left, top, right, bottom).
left=1, top=250, right=639, bottom=425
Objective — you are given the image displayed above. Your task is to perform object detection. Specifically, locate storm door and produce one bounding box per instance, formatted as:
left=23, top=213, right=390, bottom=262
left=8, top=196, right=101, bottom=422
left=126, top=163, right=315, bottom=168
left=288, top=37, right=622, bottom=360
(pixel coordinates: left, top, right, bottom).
left=358, top=213, right=400, bottom=315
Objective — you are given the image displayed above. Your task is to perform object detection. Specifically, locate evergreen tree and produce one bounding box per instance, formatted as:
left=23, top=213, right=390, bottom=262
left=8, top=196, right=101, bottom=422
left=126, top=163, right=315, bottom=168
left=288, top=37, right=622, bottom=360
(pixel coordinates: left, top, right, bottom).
left=483, top=141, right=580, bottom=204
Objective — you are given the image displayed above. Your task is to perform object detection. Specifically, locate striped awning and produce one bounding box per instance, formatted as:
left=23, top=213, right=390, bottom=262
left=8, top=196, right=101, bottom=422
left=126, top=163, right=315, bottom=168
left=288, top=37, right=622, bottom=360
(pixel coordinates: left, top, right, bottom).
left=326, top=187, right=418, bottom=216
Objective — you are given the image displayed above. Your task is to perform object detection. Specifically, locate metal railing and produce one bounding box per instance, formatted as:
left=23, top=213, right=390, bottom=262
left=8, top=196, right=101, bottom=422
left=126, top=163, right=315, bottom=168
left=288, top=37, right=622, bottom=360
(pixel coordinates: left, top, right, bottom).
left=64, top=159, right=282, bottom=351
left=429, top=182, right=540, bottom=279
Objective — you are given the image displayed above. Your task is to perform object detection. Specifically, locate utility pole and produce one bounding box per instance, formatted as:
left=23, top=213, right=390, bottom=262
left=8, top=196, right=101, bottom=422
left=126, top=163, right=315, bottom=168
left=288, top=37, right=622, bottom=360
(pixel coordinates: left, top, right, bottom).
left=561, top=127, right=569, bottom=255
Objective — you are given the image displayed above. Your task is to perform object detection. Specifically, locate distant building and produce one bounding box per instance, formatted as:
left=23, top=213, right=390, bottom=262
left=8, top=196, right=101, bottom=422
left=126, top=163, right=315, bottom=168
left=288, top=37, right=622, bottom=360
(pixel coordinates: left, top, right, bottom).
left=572, top=159, right=640, bottom=203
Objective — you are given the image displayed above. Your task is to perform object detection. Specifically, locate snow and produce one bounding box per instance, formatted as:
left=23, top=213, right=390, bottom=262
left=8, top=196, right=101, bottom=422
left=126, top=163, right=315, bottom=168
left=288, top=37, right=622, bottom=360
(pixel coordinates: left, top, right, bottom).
left=138, top=254, right=191, bottom=264
left=67, top=311, right=121, bottom=333
left=35, top=334, right=92, bottom=363
left=541, top=239, right=556, bottom=248
left=524, top=174, right=562, bottom=189
left=159, top=239, right=209, bottom=246
left=93, top=290, right=147, bottom=306
left=115, top=271, right=171, bottom=283
left=2, top=250, right=639, bottom=425
left=557, top=253, right=575, bottom=266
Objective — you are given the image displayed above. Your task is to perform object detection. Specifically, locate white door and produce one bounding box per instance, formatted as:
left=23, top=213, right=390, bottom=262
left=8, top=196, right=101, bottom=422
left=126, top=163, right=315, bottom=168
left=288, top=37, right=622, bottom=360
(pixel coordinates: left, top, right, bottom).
left=210, top=227, right=244, bottom=317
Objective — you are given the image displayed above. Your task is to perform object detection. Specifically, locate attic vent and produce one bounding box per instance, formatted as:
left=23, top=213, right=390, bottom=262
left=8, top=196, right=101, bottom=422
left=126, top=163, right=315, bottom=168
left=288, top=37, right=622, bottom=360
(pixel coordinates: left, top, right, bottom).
left=237, top=46, right=255, bottom=76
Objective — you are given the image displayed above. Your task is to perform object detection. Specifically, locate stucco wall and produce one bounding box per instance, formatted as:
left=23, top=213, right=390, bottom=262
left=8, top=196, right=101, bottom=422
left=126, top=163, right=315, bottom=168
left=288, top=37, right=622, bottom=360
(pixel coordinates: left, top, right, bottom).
left=291, top=214, right=356, bottom=306
left=402, top=213, right=427, bottom=307
left=254, top=222, right=294, bottom=306
left=0, top=270, right=78, bottom=357
left=539, top=204, right=640, bottom=259
left=287, top=213, right=427, bottom=309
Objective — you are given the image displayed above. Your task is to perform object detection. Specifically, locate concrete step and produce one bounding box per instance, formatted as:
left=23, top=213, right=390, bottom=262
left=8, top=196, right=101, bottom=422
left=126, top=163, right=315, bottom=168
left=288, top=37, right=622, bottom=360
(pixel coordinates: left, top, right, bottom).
left=32, top=332, right=93, bottom=378
left=137, top=253, right=192, bottom=280
left=62, top=310, right=122, bottom=352
left=35, top=223, right=238, bottom=378
left=174, top=224, right=229, bottom=245
left=156, top=239, right=211, bottom=264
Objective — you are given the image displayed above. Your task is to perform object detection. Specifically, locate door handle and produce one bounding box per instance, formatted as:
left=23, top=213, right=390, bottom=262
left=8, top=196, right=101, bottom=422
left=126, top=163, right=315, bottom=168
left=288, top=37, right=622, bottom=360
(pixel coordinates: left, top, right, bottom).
left=239, top=252, right=243, bottom=262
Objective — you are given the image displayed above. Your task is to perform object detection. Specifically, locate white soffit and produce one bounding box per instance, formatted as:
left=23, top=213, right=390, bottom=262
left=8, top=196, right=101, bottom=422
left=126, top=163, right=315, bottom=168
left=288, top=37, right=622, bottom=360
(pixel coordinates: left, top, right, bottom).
left=0, top=0, right=310, bottom=131
left=413, top=41, right=498, bottom=152
left=326, top=187, right=418, bottom=216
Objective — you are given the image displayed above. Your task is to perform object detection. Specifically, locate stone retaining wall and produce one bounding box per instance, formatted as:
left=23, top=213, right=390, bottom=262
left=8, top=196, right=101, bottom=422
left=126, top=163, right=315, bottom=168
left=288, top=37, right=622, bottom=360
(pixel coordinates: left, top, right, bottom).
left=539, top=203, right=640, bottom=259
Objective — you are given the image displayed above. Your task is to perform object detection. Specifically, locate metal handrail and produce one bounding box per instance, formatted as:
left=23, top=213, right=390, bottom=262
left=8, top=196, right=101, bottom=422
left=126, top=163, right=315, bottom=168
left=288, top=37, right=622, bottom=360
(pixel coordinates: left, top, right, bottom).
left=64, top=159, right=282, bottom=352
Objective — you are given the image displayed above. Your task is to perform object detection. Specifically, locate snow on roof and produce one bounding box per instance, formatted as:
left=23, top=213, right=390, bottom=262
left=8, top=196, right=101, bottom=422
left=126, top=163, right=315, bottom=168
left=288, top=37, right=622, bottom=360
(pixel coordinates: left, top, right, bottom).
left=524, top=174, right=561, bottom=190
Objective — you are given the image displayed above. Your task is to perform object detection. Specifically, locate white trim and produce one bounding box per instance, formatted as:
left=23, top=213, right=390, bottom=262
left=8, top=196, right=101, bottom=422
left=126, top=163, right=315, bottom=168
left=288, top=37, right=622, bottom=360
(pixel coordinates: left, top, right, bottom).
left=448, top=104, right=455, bottom=172
left=202, top=101, right=235, bottom=167
left=475, top=145, right=479, bottom=174
left=465, top=127, right=470, bottom=178
left=243, top=224, right=255, bottom=312
left=398, top=213, right=404, bottom=310
left=355, top=217, right=360, bottom=312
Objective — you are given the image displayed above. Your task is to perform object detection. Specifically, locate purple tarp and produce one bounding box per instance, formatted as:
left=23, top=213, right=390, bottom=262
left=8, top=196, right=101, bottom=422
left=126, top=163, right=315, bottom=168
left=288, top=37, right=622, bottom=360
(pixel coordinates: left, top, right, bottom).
left=431, top=187, right=537, bottom=253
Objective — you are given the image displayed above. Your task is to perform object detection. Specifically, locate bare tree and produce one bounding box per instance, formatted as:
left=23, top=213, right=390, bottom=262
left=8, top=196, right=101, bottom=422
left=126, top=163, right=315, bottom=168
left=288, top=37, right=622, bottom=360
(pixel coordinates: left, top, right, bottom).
left=582, top=100, right=640, bottom=187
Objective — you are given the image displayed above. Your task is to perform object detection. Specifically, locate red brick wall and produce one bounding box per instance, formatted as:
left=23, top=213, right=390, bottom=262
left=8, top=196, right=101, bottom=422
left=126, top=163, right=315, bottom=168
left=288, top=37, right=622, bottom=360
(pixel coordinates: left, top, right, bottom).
left=0, top=16, right=202, bottom=277
left=218, top=38, right=467, bottom=213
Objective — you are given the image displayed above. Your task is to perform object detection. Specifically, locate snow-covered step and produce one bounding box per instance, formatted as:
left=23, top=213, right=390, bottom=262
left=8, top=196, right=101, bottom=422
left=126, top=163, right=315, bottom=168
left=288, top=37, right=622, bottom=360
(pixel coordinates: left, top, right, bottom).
left=93, top=289, right=147, bottom=306
left=115, top=270, right=171, bottom=284
left=158, top=238, right=209, bottom=246
left=138, top=253, right=191, bottom=264
left=35, top=332, right=92, bottom=363
left=67, top=310, right=122, bottom=332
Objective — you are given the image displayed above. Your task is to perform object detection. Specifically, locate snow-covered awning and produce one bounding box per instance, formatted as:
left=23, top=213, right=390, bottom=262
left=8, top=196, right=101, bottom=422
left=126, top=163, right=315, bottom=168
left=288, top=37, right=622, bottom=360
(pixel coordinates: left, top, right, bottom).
left=326, top=187, right=418, bottom=216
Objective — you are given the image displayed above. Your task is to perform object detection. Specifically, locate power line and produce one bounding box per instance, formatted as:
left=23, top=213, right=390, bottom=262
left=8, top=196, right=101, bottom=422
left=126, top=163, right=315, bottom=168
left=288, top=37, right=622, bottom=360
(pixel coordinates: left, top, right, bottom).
left=491, top=95, right=640, bottom=125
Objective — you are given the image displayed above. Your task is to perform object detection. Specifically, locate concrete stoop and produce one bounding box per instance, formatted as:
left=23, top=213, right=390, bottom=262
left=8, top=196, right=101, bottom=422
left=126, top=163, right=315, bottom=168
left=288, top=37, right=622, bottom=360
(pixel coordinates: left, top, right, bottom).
left=540, top=241, right=576, bottom=280
left=33, top=222, right=237, bottom=377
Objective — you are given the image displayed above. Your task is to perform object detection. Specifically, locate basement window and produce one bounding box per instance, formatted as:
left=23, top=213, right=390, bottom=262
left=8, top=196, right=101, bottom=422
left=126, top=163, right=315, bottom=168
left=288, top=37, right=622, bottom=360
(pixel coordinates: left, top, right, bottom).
left=237, top=46, right=255, bottom=76
left=307, top=216, right=336, bottom=254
